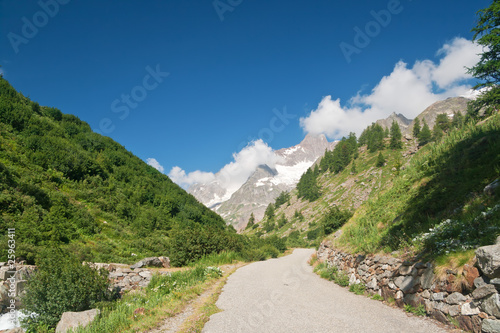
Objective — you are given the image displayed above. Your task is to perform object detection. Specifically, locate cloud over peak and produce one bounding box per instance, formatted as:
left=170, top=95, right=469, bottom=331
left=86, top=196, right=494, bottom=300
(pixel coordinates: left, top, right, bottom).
left=300, top=37, right=482, bottom=139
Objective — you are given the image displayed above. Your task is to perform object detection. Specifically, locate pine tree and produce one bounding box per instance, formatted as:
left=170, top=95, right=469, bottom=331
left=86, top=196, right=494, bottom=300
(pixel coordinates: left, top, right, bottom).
left=376, top=152, right=385, bottom=167
left=451, top=111, right=464, bottom=128
left=412, top=117, right=421, bottom=138
left=245, top=213, right=255, bottom=230
left=350, top=160, right=357, bottom=174
left=389, top=120, right=403, bottom=150
left=418, top=119, right=432, bottom=146
left=432, top=123, right=444, bottom=142
left=435, top=113, right=450, bottom=132
left=264, top=203, right=275, bottom=220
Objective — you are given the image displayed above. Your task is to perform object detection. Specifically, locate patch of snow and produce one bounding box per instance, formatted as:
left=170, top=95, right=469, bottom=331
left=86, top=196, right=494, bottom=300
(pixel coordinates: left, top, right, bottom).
left=255, top=177, right=270, bottom=187
left=271, top=160, right=314, bottom=186
left=282, top=146, right=300, bottom=156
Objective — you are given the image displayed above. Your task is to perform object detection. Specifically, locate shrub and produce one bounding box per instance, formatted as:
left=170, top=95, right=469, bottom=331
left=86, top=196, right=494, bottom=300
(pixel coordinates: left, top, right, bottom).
left=349, top=283, right=366, bottom=295
left=21, top=248, right=114, bottom=331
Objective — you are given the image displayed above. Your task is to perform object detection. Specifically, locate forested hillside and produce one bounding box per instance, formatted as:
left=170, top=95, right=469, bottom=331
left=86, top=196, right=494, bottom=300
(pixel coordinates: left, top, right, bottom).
left=0, top=77, right=241, bottom=265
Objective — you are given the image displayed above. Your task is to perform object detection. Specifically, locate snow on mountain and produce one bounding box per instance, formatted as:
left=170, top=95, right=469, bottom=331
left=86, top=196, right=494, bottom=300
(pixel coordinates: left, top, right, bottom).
left=188, top=134, right=336, bottom=229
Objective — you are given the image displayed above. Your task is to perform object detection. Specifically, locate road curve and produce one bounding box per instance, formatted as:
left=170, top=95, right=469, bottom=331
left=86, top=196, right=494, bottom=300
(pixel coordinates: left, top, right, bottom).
left=203, top=248, right=449, bottom=333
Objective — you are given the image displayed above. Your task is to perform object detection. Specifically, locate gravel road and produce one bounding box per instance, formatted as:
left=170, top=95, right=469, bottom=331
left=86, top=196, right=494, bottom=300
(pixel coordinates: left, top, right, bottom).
left=203, top=248, right=450, bottom=333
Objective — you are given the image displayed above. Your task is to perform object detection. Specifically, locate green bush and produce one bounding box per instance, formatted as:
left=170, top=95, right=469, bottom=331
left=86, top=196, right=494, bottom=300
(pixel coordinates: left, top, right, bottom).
left=21, top=248, right=114, bottom=331
left=349, top=283, right=366, bottom=295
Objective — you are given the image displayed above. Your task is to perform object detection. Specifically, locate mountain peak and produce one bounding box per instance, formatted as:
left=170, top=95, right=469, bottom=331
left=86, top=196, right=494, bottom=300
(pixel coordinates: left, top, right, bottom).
left=300, top=133, right=327, bottom=145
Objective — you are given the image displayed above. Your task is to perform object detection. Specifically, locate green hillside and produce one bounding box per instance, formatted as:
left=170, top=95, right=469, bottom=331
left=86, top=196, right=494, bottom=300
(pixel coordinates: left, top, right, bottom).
left=0, top=77, right=240, bottom=265
left=247, top=111, right=500, bottom=264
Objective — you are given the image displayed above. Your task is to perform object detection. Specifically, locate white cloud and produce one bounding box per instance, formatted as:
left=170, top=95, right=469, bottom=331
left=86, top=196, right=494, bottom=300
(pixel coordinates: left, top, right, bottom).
left=301, top=37, right=482, bottom=139
left=169, top=140, right=281, bottom=197
left=146, top=158, right=164, bottom=173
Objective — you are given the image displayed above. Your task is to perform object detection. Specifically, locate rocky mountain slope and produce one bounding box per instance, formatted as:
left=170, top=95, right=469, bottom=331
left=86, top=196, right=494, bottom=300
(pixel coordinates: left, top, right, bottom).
left=189, top=134, right=336, bottom=229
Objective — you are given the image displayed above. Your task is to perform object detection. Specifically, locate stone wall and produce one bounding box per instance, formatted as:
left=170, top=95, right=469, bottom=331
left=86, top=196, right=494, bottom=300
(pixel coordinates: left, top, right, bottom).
left=317, top=241, right=500, bottom=333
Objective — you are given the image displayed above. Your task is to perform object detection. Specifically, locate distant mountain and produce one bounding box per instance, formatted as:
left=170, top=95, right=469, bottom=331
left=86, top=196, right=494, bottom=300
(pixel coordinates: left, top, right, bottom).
left=189, top=134, right=336, bottom=230
left=375, top=112, right=412, bottom=132
left=404, top=97, right=469, bottom=135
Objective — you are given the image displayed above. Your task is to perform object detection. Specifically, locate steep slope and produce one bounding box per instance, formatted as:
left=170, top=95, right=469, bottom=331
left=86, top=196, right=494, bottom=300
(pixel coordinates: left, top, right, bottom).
left=404, top=97, right=469, bottom=135
left=248, top=96, right=499, bottom=262
left=0, top=77, right=235, bottom=264
left=190, top=134, right=336, bottom=229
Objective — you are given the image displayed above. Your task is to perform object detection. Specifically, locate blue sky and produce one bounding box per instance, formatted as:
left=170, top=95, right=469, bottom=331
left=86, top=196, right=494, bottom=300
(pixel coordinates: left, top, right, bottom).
left=0, top=0, right=490, bottom=186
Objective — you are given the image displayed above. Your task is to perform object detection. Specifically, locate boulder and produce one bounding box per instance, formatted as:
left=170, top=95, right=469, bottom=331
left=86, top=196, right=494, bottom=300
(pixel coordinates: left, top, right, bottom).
left=482, top=293, right=500, bottom=318
left=462, top=302, right=481, bottom=316
left=394, top=275, right=419, bottom=293
left=130, top=257, right=163, bottom=269
left=55, top=309, right=100, bottom=333
left=473, top=284, right=497, bottom=300
left=476, top=244, right=500, bottom=278
left=446, top=292, right=467, bottom=305
left=484, top=178, right=500, bottom=196
left=482, top=318, right=500, bottom=333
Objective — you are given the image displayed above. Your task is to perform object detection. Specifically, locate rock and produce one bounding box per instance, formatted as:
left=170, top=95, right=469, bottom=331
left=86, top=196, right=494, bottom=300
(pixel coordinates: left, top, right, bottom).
left=457, top=315, right=482, bottom=332
left=55, top=309, right=100, bottom=333
left=388, top=280, right=397, bottom=290
left=139, top=270, right=152, bottom=279
left=491, top=278, right=500, bottom=291
left=394, top=275, right=419, bottom=293
left=130, top=257, right=164, bottom=269
left=476, top=244, right=500, bottom=278
left=463, top=264, right=480, bottom=288
left=482, top=318, right=500, bottom=333
left=421, top=290, right=431, bottom=299
left=430, top=310, right=450, bottom=325
left=3, top=328, right=25, bottom=333
left=398, top=264, right=413, bottom=276
left=449, top=305, right=460, bottom=317
left=404, top=293, right=424, bottom=308
left=366, top=277, right=378, bottom=290
left=349, top=273, right=357, bottom=286
left=158, top=256, right=170, bottom=268
left=462, top=302, right=481, bottom=315
left=473, top=284, right=497, bottom=300
left=395, top=290, right=404, bottom=300
left=446, top=292, right=467, bottom=305
left=482, top=293, right=500, bottom=318
left=476, top=276, right=489, bottom=289
left=484, top=179, right=500, bottom=196
left=420, top=267, right=435, bottom=289
left=431, top=292, right=447, bottom=301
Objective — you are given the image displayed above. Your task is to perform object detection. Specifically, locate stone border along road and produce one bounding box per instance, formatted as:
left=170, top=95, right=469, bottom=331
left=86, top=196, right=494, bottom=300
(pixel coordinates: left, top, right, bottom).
left=202, top=248, right=451, bottom=333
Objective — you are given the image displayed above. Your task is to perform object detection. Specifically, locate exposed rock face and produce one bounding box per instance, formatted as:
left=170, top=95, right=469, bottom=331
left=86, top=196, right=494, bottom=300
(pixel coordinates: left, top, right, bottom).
left=375, top=112, right=412, bottom=132
left=403, top=97, right=468, bottom=136
left=189, top=134, right=336, bottom=229
left=55, top=309, right=99, bottom=333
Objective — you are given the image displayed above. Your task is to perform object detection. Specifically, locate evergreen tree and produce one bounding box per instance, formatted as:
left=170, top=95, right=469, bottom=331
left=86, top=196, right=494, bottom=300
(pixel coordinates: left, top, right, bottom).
left=432, top=123, right=444, bottom=142
left=451, top=111, right=464, bottom=128
left=376, top=152, right=385, bottom=167
left=274, top=191, right=290, bottom=208
left=350, top=160, right=357, bottom=174
left=297, top=168, right=321, bottom=201
left=418, top=119, right=432, bottom=146
left=245, top=213, right=255, bottom=230
left=412, top=117, right=421, bottom=138
left=389, top=120, right=403, bottom=150
left=435, top=113, right=450, bottom=132
left=367, top=124, right=385, bottom=152
left=278, top=214, right=288, bottom=228
left=467, top=0, right=500, bottom=117
left=264, top=203, right=275, bottom=220
left=384, top=127, right=390, bottom=138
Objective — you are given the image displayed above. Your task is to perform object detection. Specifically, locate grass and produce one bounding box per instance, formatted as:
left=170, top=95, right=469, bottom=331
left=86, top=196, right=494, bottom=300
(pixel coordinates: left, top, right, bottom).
left=335, top=114, right=500, bottom=261
left=349, top=283, right=366, bottom=295
left=70, top=263, right=234, bottom=333
left=404, top=304, right=426, bottom=317
left=371, top=294, right=383, bottom=301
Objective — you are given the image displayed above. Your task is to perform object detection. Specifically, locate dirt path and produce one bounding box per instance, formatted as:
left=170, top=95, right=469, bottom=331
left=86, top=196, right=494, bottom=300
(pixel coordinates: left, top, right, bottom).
left=202, top=248, right=451, bottom=333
